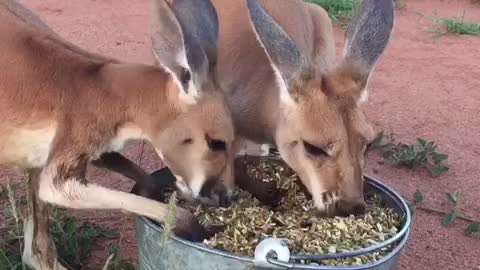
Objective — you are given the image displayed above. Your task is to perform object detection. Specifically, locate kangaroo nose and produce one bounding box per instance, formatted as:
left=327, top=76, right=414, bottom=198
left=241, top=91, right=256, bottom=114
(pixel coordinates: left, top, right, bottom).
left=199, top=178, right=232, bottom=207
left=335, top=199, right=366, bottom=217
left=199, top=177, right=218, bottom=198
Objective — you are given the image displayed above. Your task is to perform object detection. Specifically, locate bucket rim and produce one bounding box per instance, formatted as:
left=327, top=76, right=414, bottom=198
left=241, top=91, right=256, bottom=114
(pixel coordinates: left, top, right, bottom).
left=138, top=174, right=412, bottom=268
left=263, top=227, right=411, bottom=269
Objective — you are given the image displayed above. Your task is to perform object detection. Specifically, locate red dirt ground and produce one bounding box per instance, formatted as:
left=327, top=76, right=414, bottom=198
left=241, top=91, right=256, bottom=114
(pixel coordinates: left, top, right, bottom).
left=1, top=0, right=479, bottom=269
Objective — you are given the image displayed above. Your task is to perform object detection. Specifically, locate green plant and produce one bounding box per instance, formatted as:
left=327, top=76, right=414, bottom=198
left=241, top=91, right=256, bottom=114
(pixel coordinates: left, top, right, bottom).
left=0, top=182, right=115, bottom=270
left=465, top=222, right=480, bottom=237
left=426, top=12, right=480, bottom=37
left=442, top=192, right=463, bottom=226
left=306, top=0, right=360, bottom=27
left=410, top=189, right=424, bottom=213
left=439, top=15, right=480, bottom=35
left=157, top=192, right=178, bottom=268
left=50, top=208, right=116, bottom=269
left=442, top=192, right=480, bottom=237
left=0, top=181, right=28, bottom=270
left=393, top=0, right=407, bottom=10
left=105, top=243, right=137, bottom=270
left=409, top=191, right=479, bottom=238
left=305, top=0, right=406, bottom=28
left=372, top=132, right=478, bottom=237
left=369, top=132, right=449, bottom=177
left=103, top=210, right=137, bottom=270
left=0, top=249, right=32, bottom=270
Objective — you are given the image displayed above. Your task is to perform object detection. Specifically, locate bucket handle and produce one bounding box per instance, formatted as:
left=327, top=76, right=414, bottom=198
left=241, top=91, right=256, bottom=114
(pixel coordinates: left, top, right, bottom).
left=253, top=238, right=291, bottom=269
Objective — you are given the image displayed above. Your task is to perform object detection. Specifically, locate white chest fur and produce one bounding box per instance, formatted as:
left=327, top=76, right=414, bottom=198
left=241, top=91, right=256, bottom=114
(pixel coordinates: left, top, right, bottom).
left=0, top=122, right=147, bottom=169
left=0, top=124, right=57, bottom=168
left=106, top=124, right=147, bottom=153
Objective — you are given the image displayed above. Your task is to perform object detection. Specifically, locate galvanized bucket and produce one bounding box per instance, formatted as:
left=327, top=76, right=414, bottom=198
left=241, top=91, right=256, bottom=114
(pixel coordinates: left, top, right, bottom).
left=135, top=172, right=411, bottom=270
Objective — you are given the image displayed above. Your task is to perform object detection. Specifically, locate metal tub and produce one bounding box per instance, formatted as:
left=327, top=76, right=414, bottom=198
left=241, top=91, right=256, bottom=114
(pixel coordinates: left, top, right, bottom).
left=135, top=170, right=411, bottom=270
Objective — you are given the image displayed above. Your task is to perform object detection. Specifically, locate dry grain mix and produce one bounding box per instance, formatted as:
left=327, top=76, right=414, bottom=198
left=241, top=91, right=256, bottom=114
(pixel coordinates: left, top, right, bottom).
left=177, top=158, right=403, bottom=266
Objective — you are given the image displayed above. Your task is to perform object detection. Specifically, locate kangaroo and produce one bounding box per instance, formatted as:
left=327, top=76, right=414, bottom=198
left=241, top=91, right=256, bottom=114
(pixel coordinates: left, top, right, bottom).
left=196, top=0, right=394, bottom=216
left=130, top=0, right=394, bottom=216
left=0, top=0, right=233, bottom=269
left=100, top=0, right=282, bottom=207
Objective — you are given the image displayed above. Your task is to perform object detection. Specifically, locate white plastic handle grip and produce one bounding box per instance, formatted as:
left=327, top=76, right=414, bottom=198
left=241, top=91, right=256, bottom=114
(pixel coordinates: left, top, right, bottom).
left=253, top=238, right=290, bottom=268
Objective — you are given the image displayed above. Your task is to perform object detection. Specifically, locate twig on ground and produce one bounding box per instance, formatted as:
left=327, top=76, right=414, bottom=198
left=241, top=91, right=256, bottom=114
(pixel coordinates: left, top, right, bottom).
left=415, top=205, right=477, bottom=223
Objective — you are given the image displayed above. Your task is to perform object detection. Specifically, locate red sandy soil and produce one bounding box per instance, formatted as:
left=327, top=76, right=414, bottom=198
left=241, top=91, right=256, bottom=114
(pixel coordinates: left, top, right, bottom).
left=1, top=0, right=479, bottom=269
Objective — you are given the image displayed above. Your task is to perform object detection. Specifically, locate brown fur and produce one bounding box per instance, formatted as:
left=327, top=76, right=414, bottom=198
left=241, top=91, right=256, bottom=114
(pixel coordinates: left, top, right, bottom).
left=205, top=0, right=393, bottom=215
left=0, top=0, right=234, bottom=269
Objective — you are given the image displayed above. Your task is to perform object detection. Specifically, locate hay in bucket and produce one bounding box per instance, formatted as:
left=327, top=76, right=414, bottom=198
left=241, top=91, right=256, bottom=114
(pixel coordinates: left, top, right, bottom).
left=169, top=157, right=403, bottom=266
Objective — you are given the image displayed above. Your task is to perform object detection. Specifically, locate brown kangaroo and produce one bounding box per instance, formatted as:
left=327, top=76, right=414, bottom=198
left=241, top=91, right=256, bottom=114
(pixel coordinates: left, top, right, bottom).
left=126, top=0, right=395, bottom=215
left=122, top=0, right=395, bottom=216
left=0, top=0, right=234, bottom=269
left=201, top=0, right=395, bottom=216
left=97, top=0, right=282, bottom=207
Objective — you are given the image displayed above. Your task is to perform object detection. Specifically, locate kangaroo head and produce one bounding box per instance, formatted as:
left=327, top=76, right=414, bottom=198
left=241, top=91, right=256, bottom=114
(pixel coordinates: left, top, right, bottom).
left=246, top=0, right=394, bottom=215
left=148, top=0, right=234, bottom=206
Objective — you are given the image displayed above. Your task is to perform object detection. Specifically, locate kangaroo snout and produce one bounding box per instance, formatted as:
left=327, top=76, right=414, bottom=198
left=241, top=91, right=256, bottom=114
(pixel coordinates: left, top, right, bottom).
left=199, top=177, right=232, bottom=207
left=335, top=198, right=366, bottom=217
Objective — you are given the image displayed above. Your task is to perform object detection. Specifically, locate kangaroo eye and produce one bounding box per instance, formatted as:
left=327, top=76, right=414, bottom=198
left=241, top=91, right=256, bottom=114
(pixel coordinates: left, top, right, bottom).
left=303, top=141, right=329, bottom=157
left=182, top=138, right=193, bottom=145
left=207, top=138, right=226, bottom=152
left=180, top=68, right=191, bottom=86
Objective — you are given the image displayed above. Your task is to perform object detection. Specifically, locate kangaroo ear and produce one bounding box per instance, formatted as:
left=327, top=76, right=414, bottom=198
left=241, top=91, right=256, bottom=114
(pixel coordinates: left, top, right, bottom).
left=171, top=0, right=219, bottom=86
left=333, top=0, right=394, bottom=104
left=245, top=0, right=305, bottom=105
left=149, top=0, right=219, bottom=99
left=150, top=0, right=194, bottom=98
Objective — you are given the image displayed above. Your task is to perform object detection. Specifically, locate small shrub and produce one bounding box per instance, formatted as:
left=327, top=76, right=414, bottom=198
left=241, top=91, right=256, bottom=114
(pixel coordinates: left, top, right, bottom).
left=0, top=185, right=115, bottom=270
left=50, top=208, right=116, bottom=269
left=369, top=132, right=449, bottom=177
left=306, top=0, right=360, bottom=27
left=426, top=12, right=480, bottom=37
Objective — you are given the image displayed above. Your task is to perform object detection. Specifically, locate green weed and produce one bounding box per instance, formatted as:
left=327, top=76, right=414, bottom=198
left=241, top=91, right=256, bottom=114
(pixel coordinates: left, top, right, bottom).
left=105, top=243, right=137, bottom=270
left=408, top=190, right=479, bottom=238
left=369, top=132, right=449, bottom=177
left=394, top=0, right=407, bottom=10
left=410, top=189, right=424, bottom=214
left=306, top=0, right=406, bottom=28
left=0, top=182, right=115, bottom=270
left=426, top=12, right=480, bottom=37
left=465, top=222, right=480, bottom=237
left=306, top=0, right=360, bottom=27
left=0, top=181, right=28, bottom=270
left=442, top=192, right=463, bottom=226
left=50, top=208, right=116, bottom=269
